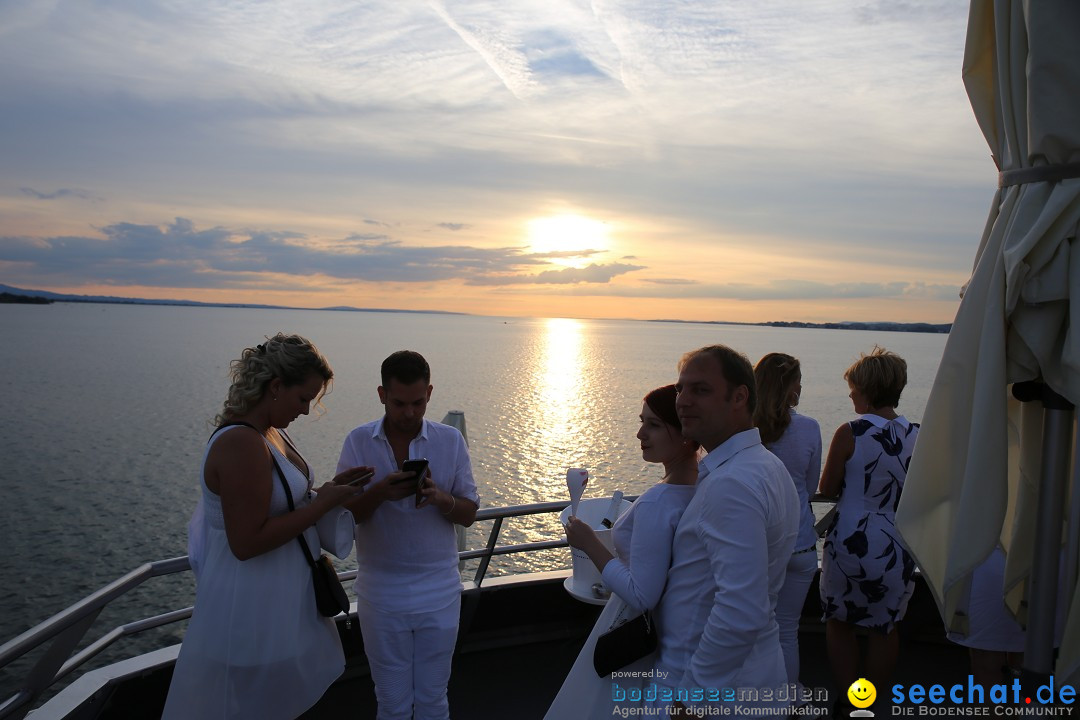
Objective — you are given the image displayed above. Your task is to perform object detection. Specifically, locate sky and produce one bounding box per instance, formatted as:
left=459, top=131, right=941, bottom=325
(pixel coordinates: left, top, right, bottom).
left=0, top=1, right=995, bottom=323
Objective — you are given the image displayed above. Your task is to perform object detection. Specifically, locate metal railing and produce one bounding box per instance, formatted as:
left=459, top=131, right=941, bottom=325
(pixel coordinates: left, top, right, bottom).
left=0, top=558, right=191, bottom=720
left=0, top=499, right=590, bottom=720
left=466, top=499, right=580, bottom=585
left=0, top=493, right=840, bottom=719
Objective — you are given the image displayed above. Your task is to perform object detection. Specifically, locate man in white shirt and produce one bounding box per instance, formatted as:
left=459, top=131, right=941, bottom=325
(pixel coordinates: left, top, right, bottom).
left=338, top=350, right=479, bottom=720
left=655, top=345, right=799, bottom=714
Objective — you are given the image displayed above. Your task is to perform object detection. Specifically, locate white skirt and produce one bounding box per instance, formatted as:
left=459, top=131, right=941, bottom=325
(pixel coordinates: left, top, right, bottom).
left=545, top=595, right=655, bottom=720
left=162, top=523, right=344, bottom=720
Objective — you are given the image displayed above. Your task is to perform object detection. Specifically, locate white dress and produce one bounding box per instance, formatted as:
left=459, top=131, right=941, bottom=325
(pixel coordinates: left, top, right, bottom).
left=544, top=483, right=695, bottom=720
left=162, top=427, right=345, bottom=720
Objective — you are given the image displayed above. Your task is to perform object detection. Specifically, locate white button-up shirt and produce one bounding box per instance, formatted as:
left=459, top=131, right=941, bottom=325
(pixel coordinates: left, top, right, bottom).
left=654, top=427, right=799, bottom=704
left=337, top=417, right=479, bottom=613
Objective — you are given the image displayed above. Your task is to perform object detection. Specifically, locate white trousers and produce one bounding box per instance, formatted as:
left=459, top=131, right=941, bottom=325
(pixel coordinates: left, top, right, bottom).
left=775, top=547, right=817, bottom=686
left=356, top=595, right=460, bottom=720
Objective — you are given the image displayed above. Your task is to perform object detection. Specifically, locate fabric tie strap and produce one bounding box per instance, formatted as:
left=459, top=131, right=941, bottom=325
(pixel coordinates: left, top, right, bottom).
left=998, top=162, right=1080, bottom=188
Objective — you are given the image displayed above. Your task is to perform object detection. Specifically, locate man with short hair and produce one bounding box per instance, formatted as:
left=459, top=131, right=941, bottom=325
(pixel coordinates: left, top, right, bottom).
left=656, top=344, right=799, bottom=714
left=338, top=350, right=478, bottom=720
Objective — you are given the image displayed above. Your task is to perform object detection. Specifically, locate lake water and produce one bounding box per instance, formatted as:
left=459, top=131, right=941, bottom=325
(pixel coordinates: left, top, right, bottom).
left=0, top=302, right=946, bottom=696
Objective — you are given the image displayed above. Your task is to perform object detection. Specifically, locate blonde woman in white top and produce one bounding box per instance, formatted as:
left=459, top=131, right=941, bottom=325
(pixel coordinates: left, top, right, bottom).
left=163, top=334, right=387, bottom=720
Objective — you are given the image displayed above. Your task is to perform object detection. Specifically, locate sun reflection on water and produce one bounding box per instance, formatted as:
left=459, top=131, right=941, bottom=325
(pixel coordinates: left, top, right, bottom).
left=458, top=317, right=693, bottom=576
left=538, top=317, right=585, bottom=441
left=479, top=317, right=606, bottom=571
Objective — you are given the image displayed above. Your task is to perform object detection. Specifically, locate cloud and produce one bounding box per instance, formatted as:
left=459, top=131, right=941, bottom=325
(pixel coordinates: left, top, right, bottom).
left=521, top=278, right=960, bottom=301
left=466, top=262, right=644, bottom=286
left=854, top=1, right=963, bottom=26
left=428, top=0, right=538, bottom=100
left=20, top=187, right=100, bottom=202
left=529, top=248, right=605, bottom=260
left=0, top=217, right=961, bottom=302
left=0, top=2, right=979, bottom=321
left=643, top=278, right=699, bottom=286
left=0, top=217, right=638, bottom=289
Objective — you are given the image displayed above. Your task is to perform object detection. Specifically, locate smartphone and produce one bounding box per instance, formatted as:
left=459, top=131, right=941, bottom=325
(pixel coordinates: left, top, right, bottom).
left=400, top=458, right=430, bottom=507
left=346, top=470, right=374, bottom=487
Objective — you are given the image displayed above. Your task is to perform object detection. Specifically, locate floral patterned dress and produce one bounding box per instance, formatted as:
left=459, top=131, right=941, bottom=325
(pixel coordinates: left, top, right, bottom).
left=820, top=415, right=919, bottom=632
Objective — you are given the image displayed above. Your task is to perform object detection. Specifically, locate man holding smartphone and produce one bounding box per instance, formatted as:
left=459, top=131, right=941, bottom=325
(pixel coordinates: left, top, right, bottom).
left=338, top=350, right=479, bottom=720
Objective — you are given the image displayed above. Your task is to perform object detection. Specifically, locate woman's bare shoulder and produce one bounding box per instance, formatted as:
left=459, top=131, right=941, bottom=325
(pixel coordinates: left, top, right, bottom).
left=206, top=425, right=270, bottom=477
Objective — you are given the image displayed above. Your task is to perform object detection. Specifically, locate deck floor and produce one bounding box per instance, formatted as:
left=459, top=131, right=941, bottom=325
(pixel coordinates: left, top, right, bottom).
left=88, top=574, right=972, bottom=719
left=302, top=624, right=971, bottom=719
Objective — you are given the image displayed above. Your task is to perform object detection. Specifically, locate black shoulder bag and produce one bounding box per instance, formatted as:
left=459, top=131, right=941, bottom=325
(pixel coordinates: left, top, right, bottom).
left=593, top=606, right=657, bottom=677
left=214, top=422, right=351, bottom=617
left=272, top=453, right=351, bottom=617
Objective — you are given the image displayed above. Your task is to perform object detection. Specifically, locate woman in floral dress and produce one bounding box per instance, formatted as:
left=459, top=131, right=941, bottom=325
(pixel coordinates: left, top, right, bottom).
left=819, top=347, right=919, bottom=710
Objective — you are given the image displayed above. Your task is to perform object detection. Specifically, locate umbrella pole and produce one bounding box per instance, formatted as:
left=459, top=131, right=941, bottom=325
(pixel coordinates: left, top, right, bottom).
left=1018, top=383, right=1075, bottom=678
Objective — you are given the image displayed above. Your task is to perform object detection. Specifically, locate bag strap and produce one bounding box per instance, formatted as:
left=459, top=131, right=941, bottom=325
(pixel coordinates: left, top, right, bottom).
left=212, top=421, right=319, bottom=569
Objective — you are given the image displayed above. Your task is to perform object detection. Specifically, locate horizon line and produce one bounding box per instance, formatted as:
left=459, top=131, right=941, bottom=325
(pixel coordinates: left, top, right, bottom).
left=1, top=284, right=953, bottom=333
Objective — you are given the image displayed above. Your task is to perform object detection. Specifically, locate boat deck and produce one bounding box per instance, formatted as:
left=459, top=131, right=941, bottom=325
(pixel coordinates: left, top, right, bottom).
left=302, top=626, right=971, bottom=719
left=74, top=571, right=969, bottom=720
left=5, top=496, right=971, bottom=720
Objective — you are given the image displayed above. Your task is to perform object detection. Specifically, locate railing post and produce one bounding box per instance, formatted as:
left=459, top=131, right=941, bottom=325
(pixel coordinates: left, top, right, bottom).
left=442, top=411, right=470, bottom=566
left=473, top=517, right=504, bottom=587
left=1, top=610, right=100, bottom=720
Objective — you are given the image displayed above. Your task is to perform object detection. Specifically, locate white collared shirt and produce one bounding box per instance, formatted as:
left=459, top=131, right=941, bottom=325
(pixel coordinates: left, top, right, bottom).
left=337, top=417, right=479, bottom=613
left=655, top=427, right=799, bottom=701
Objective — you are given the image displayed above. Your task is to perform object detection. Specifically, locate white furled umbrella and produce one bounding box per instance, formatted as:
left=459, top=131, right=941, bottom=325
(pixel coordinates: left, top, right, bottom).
left=895, top=0, right=1080, bottom=683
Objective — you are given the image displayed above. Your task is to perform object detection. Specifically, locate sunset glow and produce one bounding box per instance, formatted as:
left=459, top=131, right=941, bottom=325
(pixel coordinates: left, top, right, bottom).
left=527, top=215, right=611, bottom=268
left=0, top=2, right=986, bottom=324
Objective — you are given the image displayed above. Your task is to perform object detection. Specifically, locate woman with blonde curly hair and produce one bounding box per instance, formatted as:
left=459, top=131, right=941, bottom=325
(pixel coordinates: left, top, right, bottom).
left=818, top=346, right=919, bottom=714
left=753, top=353, right=821, bottom=691
left=163, top=333, right=393, bottom=720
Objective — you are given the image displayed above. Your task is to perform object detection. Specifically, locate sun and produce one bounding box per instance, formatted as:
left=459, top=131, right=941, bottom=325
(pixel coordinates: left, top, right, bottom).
left=527, top=214, right=610, bottom=267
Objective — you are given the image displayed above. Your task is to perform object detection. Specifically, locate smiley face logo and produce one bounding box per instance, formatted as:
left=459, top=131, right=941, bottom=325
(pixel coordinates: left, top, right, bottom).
left=847, top=678, right=877, bottom=709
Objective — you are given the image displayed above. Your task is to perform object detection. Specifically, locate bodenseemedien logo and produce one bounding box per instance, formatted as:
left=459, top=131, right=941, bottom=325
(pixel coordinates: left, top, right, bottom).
left=849, top=678, right=877, bottom=717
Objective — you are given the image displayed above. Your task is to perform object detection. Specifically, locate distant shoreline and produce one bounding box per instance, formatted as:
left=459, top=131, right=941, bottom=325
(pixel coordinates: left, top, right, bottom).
left=0, top=292, right=52, bottom=305
left=0, top=284, right=951, bottom=334
left=0, top=284, right=465, bottom=316
left=650, top=319, right=951, bottom=334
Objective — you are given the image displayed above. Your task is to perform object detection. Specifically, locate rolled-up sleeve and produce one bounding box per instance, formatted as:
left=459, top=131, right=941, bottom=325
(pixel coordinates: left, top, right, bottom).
left=448, top=431, right=479, bottom=505
left=336, top=433, right=360, bottom=475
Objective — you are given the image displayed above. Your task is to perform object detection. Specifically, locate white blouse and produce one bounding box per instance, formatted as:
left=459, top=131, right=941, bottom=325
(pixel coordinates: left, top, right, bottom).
left=600, top=482, right=696, bottom=613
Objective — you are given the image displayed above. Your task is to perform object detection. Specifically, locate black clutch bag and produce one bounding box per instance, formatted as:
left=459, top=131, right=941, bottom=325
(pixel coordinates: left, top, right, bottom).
left=593, top=609, right=657, bottom=677
left=310, top=553, right=351, bottom=617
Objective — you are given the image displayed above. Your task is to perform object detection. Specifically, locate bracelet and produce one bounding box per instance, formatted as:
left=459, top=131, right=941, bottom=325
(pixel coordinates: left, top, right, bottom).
left=442, top=495, right=456, bottom=516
